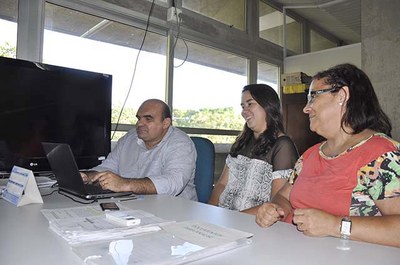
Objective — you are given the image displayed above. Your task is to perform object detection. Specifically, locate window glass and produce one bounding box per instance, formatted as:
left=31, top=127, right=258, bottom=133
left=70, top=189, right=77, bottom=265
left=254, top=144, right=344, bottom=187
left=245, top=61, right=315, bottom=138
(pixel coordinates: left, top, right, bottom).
left=259, top=1, right=301, bottom=54
left=257, top=60, right=279, bottom=94
left=310, top=29, right=337, bottom=52
left=43, top=3, right=167, bottom=139
left=182, top=0, right=245, bottom=31
left=173, top=39, right=246, bottom=143
left=0, top=0, right=18, bottom=58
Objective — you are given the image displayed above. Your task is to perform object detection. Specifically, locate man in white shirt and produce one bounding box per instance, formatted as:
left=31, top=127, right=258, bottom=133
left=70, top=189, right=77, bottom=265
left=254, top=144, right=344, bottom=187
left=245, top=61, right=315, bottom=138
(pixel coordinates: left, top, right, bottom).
left=81, top=99, right=198, bottom=200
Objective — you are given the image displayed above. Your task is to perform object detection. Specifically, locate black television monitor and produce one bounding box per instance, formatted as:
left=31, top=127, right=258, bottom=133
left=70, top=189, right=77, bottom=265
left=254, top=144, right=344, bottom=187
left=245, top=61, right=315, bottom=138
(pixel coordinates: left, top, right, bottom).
left=0, top=56, right=112, bottom=174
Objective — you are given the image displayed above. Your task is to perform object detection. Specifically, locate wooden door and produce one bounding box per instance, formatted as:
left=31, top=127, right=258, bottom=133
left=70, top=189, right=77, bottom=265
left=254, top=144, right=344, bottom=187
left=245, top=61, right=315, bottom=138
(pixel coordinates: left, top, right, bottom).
left=281, top=93, right=324, bottom=156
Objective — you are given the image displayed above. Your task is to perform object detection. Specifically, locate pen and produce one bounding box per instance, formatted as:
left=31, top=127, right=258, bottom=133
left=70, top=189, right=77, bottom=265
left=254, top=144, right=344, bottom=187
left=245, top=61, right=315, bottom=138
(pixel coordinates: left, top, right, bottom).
left=85, top=217, right=94, bottom=224
left=117, top=194, right=145, bottom=202
left=118, top=196, right=138, bottom=202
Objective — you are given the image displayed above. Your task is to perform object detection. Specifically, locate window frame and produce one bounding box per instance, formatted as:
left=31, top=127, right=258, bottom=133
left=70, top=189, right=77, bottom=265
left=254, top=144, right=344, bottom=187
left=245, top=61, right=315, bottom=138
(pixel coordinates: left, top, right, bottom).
left=11, top=0, right=338, bottom=140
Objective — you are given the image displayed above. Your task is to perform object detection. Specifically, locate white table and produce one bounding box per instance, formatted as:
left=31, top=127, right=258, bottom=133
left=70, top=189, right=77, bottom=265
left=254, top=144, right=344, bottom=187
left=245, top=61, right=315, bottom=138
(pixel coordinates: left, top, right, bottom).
left=1, top=192, right=399, bottom=265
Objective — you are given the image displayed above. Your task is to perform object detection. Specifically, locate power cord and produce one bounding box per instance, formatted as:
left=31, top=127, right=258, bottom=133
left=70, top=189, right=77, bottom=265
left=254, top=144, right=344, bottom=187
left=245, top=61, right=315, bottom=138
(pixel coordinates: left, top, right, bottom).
left=171, top=5, right=189, bottom=68
left=41, top=188, right=59, bottom=197
left=111, top=0, right=156, bottom=140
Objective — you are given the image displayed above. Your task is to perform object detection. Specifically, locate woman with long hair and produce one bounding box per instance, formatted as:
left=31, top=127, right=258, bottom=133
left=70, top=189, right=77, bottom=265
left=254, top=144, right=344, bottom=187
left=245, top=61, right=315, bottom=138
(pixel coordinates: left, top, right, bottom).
left=208, top=84, right=298, bottom=214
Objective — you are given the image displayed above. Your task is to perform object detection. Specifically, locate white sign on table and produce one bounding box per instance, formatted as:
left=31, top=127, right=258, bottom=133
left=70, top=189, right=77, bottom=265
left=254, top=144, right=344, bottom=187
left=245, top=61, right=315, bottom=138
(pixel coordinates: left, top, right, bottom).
left=2, top=165, right=43, bottom=206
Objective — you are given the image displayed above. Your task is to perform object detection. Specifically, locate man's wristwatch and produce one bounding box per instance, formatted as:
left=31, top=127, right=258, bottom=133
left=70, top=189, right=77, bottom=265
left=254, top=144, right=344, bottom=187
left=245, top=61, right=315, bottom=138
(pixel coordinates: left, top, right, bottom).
left=340, top=216, right=352, bottom=240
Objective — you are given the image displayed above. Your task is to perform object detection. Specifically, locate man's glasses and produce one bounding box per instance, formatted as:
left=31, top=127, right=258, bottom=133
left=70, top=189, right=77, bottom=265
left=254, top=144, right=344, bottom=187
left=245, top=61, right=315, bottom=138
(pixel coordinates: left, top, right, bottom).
left=305, top=86, right=341, bottom=105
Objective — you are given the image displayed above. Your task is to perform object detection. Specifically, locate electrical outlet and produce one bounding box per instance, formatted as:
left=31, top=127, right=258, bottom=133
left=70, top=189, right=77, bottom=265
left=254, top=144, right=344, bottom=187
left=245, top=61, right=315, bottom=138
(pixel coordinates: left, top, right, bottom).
left=167, top=7, right=182, bottom=22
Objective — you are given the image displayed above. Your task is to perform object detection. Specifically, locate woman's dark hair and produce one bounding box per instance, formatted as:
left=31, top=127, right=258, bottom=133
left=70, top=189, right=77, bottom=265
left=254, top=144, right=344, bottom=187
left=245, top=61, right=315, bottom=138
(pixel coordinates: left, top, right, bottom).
left=313, top=63, right=392, bottom=136
left=230, top=84, right=284, bottom=157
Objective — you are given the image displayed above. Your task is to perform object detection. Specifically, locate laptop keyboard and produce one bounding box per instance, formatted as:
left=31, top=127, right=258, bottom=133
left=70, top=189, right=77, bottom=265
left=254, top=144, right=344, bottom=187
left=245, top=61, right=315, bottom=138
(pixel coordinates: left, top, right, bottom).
left=84, top=183, right=112, bottom=194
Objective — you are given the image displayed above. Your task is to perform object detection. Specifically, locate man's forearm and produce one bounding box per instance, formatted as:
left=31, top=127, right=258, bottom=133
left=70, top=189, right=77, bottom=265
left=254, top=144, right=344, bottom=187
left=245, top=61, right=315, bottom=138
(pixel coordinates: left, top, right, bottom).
left=126, top=177, right=157, bottom=194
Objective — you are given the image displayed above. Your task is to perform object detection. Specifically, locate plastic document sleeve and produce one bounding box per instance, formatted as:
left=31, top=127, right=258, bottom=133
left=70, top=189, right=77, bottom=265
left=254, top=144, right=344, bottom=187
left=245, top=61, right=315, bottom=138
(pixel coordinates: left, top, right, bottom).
left=72, top=220, right=253, bottom=265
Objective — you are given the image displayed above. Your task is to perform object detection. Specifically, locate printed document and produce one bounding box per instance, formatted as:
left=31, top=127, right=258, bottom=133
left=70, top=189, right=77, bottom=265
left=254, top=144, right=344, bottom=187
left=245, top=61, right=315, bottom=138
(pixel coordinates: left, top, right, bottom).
left=41, top=205, right=173, bottom=245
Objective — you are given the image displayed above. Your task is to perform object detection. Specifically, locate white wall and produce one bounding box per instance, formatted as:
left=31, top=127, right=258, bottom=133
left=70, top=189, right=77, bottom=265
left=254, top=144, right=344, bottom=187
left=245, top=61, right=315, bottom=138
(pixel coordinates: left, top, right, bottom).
left=283, top=43, right=361, bottom=76
left=362, top=1, right=400, bottom=141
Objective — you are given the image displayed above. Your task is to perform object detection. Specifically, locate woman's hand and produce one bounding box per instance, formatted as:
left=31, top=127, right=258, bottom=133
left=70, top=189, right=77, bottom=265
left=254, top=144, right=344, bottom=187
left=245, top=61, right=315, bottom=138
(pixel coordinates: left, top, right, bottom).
left=293, top=208, right=340, bottom=237
left=256, top=202, right=285, bottom=228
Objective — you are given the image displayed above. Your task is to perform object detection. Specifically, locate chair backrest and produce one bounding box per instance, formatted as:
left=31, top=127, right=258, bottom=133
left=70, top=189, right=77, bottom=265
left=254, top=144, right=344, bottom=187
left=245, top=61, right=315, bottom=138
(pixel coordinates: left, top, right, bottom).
left=191, top=136, right=215, bottom=203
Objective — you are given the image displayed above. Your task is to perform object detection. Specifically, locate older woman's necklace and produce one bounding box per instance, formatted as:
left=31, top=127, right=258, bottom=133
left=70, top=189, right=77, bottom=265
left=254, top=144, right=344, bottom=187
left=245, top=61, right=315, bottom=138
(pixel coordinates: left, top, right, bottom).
left=321, top=131, right=375, bottom=158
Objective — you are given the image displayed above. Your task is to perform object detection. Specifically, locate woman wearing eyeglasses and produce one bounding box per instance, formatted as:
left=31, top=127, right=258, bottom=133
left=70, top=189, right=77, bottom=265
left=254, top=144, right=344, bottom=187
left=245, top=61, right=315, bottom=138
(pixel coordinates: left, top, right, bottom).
left=255, top=63, right=400, bottom=248
left=208, top=84, right=299, bottom=214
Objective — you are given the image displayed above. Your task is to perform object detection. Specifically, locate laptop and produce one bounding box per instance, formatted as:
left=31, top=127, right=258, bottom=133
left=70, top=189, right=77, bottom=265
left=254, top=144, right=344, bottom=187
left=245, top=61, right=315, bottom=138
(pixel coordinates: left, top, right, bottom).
left=42, top=142, right=133, bottom=200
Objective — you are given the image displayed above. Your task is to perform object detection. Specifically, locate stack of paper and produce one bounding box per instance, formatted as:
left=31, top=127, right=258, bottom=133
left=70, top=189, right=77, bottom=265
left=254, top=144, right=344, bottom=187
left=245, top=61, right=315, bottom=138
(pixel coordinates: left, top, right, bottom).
left=36, top=176, right=57, bottom=188
left=41, top=206, right=173, bottom=245
left=42, top=205, right=254, bottom=264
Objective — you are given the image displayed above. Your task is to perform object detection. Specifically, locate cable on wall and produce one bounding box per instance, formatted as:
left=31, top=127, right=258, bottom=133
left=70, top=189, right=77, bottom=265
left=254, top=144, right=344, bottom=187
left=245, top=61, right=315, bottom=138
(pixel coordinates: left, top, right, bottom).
left=170, top=4, right=188, bottom=68
left=111, top=0, right=156, bottom=140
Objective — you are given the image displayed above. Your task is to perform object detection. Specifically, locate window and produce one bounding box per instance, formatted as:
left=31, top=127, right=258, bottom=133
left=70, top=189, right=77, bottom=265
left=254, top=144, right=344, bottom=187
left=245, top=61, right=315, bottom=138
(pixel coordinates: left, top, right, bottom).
left=310, top=29, right=338, bottom=52
left=172, top=39, right=247, bottom=143
left=21, top=1, right=291, bottom=145
left=257, top=60, right=279, bottom=94
left=259, top=1, right=301, bottom=54
left=0, top=0, right=18, bottom=58
left=182, top=0, right=245, bottom=30
left=43, top=3, right=167, bottom=139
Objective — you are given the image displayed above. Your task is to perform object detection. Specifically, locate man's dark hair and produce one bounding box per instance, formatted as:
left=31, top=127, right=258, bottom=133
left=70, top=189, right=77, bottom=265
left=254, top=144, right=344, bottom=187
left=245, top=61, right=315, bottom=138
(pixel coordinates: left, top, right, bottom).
left=160, top=101, right=172, bottom=120
left=143, top=99, right=171, bottom=121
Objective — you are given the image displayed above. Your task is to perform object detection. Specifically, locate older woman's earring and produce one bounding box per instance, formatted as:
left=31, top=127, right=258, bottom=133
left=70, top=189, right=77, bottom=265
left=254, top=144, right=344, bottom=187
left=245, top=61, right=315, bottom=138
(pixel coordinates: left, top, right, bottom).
left=339, top=102, right=343, bottom=106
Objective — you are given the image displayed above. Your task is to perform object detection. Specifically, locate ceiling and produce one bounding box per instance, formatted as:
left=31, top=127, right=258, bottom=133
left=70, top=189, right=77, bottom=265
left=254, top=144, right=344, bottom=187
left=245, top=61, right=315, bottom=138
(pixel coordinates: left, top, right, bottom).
left=0, top=0, right=361, bottom=83
left=0, top=0, right=361, bottom=46
left=270, top=0, right=361, bottom=44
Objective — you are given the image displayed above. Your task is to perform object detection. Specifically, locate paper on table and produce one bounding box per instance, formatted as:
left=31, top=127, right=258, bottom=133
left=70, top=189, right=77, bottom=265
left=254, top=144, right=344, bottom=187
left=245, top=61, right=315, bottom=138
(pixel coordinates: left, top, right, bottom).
left=36, top=176, right=57, bottom=188
left=42, top=205, right=115, bottom=221
left=41, top=206, right=174, bottom=245
left=160, top=220, right=253, bottom=247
